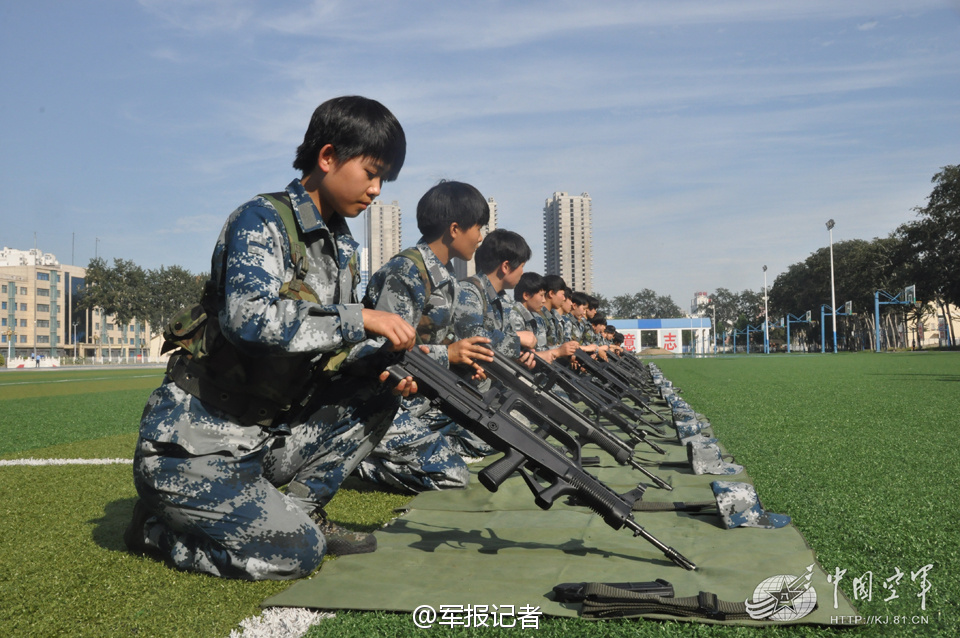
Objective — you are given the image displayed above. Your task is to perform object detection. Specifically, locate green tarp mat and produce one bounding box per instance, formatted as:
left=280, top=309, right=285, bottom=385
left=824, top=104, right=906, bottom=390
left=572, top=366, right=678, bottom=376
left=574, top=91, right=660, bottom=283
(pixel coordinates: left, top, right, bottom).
left=265, top=429, right=859, bottom=627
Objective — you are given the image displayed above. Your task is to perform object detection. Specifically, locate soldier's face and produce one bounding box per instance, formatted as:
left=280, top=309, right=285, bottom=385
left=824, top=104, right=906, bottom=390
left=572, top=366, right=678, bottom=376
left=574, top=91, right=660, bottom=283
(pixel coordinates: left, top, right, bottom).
left=524, top=289, right=546, bottom=312
left=319, top=150, right=386, bottom=219
left=502, top=262, right=524, bottom=289
left=450, top=223, right=483, bottom=262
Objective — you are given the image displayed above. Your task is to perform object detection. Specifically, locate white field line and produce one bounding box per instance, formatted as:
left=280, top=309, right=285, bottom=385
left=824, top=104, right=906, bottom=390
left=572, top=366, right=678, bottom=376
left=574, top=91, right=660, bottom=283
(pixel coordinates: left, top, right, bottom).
left=0, top=374, right=159, bottom=387
left=229, top=608, right=334, bottom=638
left=0, top=458, right=133, bottom=466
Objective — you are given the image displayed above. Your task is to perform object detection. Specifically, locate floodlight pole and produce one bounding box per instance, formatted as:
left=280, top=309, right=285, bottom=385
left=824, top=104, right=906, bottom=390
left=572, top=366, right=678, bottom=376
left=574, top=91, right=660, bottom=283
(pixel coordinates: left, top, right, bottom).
left=763, top=265, right=770, bottom=354
left=712, top=302, right=717, bottom=355
left=826, top=219, right=838, bottom=353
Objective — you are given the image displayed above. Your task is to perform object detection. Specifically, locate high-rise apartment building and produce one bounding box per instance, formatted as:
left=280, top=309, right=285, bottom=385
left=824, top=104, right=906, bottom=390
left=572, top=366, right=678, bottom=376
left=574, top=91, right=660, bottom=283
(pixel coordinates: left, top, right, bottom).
left=451, top=197, right=498, bottom=280
left=365, top=199, right=402, bottom=277
left=542, top=191, right=593, bottom=293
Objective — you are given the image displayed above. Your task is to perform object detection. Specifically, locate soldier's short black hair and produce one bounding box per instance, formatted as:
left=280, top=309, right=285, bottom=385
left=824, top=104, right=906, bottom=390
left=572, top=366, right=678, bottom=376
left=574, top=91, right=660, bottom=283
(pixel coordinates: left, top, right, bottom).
left=543, top=274, right=566, bottom=295
left=570, top=291, right=590, bottom=306
left=294, top=96, right=406, bottom=181
left=474, top=229, right=531, bottom=274
left=417, top=180, right=490, bottom=242
left=589, top=313, right=607, bottom=327
left=612, top=331, right=624, bottom=345
left=586, top=295, right=600, bottom=311
left=514, top=272, right=546, bottom=303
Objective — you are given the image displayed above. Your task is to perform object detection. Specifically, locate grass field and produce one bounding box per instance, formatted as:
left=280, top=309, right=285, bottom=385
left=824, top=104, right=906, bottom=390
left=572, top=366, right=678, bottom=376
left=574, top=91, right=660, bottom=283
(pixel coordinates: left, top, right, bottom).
left=0, top=354, right=956, bottom=637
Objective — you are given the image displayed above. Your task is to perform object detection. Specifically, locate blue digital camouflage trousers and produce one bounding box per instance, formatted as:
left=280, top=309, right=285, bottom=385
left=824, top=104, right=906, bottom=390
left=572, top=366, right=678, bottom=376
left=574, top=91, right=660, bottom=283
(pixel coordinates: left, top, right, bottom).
left=132, top=376, right=400, bottom=580
left=354, top=394, right=499, bottom=493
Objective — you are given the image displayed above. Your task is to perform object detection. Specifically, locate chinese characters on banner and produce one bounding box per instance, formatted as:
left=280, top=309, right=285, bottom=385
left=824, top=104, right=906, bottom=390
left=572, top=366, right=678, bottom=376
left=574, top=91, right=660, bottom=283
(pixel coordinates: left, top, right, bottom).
left=660, top=329, right=680, bottom=352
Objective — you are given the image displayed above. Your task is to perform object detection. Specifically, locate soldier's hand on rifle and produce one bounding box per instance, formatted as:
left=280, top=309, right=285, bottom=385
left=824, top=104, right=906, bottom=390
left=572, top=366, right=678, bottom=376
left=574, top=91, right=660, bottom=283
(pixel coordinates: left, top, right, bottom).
left=557, top=340, right=579, bottom=358
left=379, top=370, right=418, bottom=397
left=362, top=308, right=417, bottom=351
left=517, top=350, right=537, bottom=369
left=448, top=336, right=494, bottom=367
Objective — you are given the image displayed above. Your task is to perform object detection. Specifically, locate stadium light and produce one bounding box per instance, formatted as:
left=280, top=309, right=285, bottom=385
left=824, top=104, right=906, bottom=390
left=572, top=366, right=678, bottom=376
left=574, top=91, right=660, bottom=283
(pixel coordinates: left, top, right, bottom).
left=826, top=219, right=837, bottom=353
left=763, top=265, right=769, bottom=354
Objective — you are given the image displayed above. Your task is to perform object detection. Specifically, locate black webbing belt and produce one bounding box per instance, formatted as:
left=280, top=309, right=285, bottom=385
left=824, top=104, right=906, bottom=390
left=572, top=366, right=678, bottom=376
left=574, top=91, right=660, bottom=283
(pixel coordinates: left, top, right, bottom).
left=631, top=500, right=716, bottom=512
left=580, top=584, right=751, bottom=620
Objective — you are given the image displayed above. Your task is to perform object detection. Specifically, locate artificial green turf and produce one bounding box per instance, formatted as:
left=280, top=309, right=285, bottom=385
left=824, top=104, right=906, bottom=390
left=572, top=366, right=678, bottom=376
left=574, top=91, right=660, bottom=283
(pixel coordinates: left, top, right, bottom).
left=1, top=356, right=956, bottom=637
left=0, top=368, right=163, bottom=455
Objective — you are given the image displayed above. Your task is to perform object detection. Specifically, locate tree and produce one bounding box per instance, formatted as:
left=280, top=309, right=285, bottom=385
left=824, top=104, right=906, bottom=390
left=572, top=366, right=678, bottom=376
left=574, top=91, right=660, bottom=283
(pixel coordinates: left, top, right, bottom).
left=77, top=258, right=205, bottom=356
left=77, top=258, right=149, bottom=328
left=913, top=165, right=960, bottom=309
left=769, top=237, right=904, bottom=351
left=145, top=266, right=206, bottom=338
left=603, top=289, right=682, bottom=319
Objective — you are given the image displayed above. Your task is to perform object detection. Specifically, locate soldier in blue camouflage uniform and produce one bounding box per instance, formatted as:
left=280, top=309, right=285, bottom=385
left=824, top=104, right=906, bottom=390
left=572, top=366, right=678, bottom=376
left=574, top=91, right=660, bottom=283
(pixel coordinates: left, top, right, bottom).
left=580, top=295, right=601, bottom=345
left=355, top=181, right=494, bottom=493
left=568, top=291, right=591, bottom=343
left=541, top=274, right=566, bottom=348
left=125, top=97, right=419, bottom=581
left=441, top=229, right=538, bottom=457
left=529, top=275, right=579, bottom=364
left=510, top=272, right=549, bottom=351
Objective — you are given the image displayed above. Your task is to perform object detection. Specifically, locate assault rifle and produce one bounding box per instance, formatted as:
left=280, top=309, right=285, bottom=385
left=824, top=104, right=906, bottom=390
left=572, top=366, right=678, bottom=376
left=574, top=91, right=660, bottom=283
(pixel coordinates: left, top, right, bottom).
left=482, top=352, right=670, bottom=490
left=532, top=355, right=668, bottom=436
left=572, top=349, right=670, bottom=427
left=602, top=351, right=661, bottom=395
left=385, top=348, right=697, bottom=570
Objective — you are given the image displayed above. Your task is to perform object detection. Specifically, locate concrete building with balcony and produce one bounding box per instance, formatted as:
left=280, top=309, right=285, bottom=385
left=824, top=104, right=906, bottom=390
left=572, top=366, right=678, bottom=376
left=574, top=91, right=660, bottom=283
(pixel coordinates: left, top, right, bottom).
left=543, top=191, right=593, bottom=293
left=365, top=199, right=402, bottom=278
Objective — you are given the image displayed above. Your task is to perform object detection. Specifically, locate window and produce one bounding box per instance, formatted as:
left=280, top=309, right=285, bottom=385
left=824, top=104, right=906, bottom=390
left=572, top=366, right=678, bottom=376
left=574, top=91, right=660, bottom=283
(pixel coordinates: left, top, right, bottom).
left=37, top=335, right=50, bottom=344
left=1, top=302, right=5, bottom=310
left=20, top=287, right=27, bottom=295
left=19, top=335, right=26, bottom=343
left=37, top=319, right=50, bottom=328
left=37, top=288, right=49, bottom=297
left=37, top=304, right=50, bottom=313
left=0, top=335, right=4, bottom=343
left=1, top=318, right=5, bottom=327
left=20, top=319, right=27, bottom=327
left=1, top=285, right=5, bottom=293
left=37, top=272, right=50, bottom=281
left=20, top=303, right=27, bottom=311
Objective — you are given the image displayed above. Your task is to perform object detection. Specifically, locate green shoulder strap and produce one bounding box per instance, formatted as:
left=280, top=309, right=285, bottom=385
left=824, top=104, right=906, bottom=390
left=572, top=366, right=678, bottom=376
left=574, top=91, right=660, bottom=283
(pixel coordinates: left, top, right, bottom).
left=261, top=192, right=320, bottom=303
left=398, top=246, right=432, bottom=302
left=398, top=247, right=434, bottom=345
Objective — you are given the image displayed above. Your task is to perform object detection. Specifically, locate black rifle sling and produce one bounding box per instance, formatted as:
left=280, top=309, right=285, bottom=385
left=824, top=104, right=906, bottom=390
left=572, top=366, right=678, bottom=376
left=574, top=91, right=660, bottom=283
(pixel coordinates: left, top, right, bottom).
left=580, top=584, right=751, bottom=621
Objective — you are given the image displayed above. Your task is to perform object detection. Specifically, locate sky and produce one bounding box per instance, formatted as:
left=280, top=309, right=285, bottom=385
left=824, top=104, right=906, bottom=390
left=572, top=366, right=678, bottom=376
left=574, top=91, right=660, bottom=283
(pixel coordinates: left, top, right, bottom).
left=2, top=0, right=959, bottom=310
